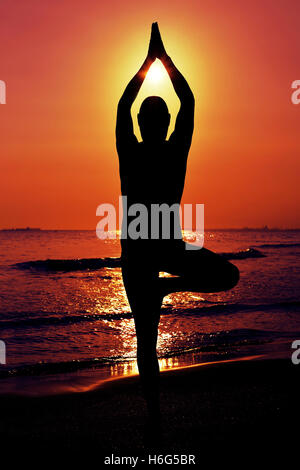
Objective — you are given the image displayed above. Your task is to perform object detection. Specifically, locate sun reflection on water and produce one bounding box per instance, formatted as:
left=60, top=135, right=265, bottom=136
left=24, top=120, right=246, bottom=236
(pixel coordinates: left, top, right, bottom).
left=108, top=356, right=181, bottom=379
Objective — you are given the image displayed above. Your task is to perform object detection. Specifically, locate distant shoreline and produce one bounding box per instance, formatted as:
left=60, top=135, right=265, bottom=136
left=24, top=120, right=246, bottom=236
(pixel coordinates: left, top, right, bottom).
left=1, top=227, right=41, bottom=231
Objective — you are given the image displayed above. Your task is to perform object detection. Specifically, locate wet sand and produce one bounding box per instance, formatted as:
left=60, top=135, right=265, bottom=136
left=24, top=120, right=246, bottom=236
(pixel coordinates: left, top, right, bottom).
left=0, top=357, right=297, bottom=464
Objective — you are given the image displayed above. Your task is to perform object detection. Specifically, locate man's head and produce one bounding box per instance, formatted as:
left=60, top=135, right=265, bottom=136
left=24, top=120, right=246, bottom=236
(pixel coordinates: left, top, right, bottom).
left=138, top=96, right=170, bottom=143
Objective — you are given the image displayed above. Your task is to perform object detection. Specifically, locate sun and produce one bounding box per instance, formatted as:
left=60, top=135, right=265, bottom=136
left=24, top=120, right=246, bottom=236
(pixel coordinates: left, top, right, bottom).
left=146, top=60, right=166, bottom=84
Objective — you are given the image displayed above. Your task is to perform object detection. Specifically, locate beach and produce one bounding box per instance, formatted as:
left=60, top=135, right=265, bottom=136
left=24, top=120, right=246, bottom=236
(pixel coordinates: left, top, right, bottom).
left=0, top=356, right=297, bottom=464
left=0, top=229, right=299, bottom=464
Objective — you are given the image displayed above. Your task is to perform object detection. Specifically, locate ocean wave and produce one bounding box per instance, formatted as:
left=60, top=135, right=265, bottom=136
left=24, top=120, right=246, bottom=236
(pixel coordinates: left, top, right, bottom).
left=0, top=311, right=132, bottom=329
left=220, top=247, right=265, bottom=259
left=0, top=327, right=290, bottom=379
left=13, top=257, right=121, bottom=272
left=254, top=243, right=300, bottom=249
left=13, top=248, right=265, bottom=273
left=168, top=300, right=300, bottom=318
left=1, top=301, right=299, bottom=331
left=0, top=356, right=124, bottom=379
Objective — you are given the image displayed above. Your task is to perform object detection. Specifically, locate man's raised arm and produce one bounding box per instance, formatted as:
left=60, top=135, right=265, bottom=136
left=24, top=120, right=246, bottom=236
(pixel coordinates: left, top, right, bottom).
left=163, top=53, right=195, bottom=148
left=161, top=53, right=195, bottom=105
left=116, top=25, right=157, bottom=150
left=151, top=23, right=195, bottom=147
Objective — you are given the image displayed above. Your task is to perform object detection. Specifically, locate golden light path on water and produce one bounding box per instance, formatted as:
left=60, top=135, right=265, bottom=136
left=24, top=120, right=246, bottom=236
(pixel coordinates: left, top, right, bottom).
left=109, top=356, right=181, bottom=378
left=77, top=257, right=217, bottom=376
left=75, top=232, right=221, bottom=385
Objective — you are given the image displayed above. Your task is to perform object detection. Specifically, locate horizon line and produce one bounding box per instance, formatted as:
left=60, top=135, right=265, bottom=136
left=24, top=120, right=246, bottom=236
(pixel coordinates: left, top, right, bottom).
left=1, top=227, right=300, bottom=231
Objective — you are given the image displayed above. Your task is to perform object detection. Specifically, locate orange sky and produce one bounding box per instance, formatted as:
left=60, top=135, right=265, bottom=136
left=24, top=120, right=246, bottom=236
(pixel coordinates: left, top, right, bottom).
left=0, top=0, right=299, bottom=229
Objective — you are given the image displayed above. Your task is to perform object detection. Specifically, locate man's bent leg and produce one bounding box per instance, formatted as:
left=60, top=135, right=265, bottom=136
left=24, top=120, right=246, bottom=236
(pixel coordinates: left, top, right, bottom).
left=158, top=243, right=240, bottom=294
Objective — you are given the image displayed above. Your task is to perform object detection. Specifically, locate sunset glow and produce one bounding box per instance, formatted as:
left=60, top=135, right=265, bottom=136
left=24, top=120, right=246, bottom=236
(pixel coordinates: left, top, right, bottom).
left=146, top=60, right=166, bottom=84
left=0, top=0, right=299, bottom=229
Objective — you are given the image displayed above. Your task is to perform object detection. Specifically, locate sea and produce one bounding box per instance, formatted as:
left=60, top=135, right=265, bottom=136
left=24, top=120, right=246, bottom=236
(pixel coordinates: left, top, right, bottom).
left=0, top=229, right=299, bottom=395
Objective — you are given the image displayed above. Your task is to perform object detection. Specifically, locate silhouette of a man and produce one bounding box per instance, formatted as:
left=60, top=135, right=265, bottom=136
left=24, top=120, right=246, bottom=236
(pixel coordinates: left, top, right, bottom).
left=116, top=23, right=239, bottom=438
